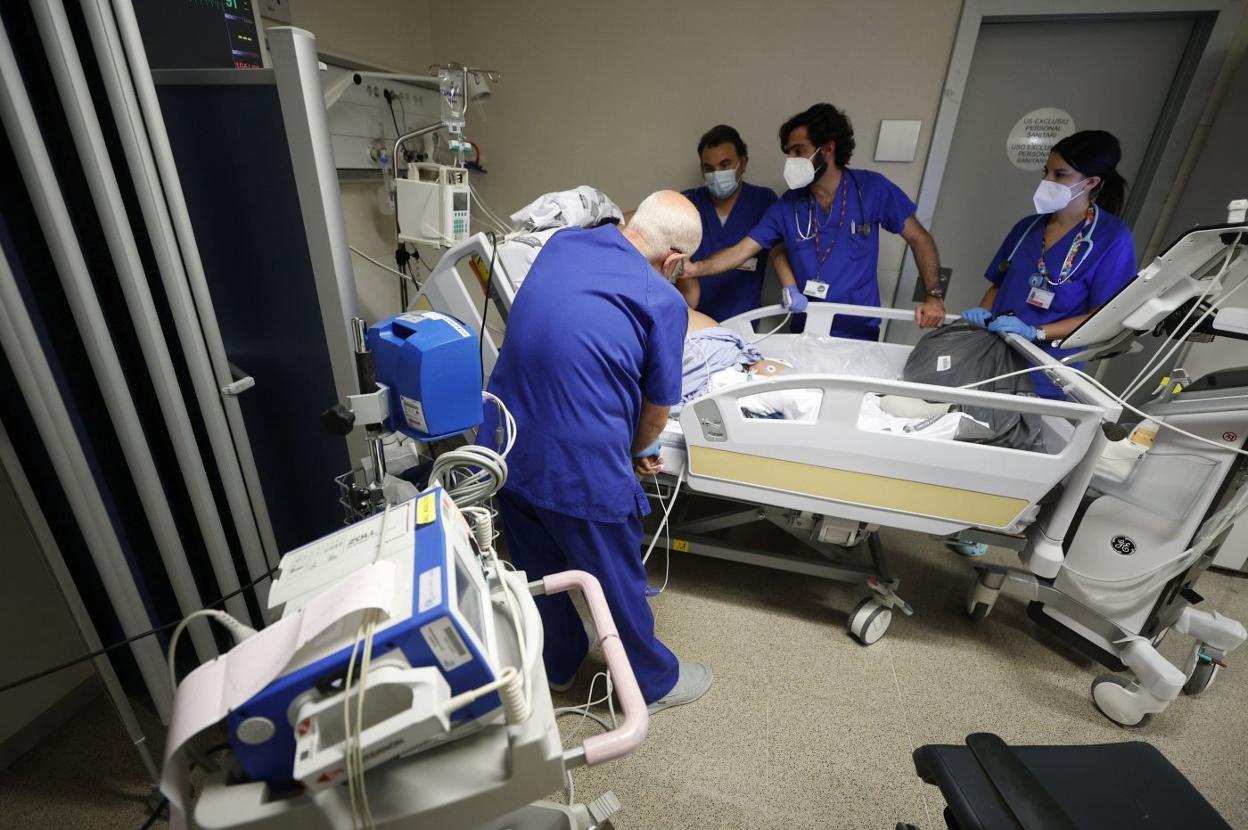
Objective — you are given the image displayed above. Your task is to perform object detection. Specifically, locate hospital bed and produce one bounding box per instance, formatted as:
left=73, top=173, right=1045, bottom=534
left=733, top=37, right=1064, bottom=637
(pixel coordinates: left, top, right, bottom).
left=422, top=217, right=1248, bottom=725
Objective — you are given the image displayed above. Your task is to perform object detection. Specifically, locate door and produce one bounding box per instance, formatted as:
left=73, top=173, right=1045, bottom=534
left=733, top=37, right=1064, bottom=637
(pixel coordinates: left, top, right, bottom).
left=893, top=15, right=1199, bottom=345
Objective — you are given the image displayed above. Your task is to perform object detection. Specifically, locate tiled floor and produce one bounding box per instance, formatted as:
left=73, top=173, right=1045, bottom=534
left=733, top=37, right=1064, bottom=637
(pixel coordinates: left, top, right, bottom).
left=2, top=528, right=1246, bottom=829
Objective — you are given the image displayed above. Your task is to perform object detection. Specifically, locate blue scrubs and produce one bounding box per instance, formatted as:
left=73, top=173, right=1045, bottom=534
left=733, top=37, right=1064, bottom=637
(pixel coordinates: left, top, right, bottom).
left=985, top=209, right=1137, bottom=398
left=481, top=224, right=686, bottom=701
left=749, top=168, right=917, bottom=339
left=682, top=182, right=778, bottom=321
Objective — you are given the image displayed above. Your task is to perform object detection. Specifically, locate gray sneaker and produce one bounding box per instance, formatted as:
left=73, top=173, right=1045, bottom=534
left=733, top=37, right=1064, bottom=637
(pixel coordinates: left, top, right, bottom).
left=647, top=661, right=713, bottom=715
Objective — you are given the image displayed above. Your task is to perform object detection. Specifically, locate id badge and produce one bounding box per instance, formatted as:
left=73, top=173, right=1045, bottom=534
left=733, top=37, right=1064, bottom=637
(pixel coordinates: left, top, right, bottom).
left=803, top=280, right=830, bottom=299
left=1027, top=286, right=1055, bottom=309
left=739, top=257, right=758, bottom=273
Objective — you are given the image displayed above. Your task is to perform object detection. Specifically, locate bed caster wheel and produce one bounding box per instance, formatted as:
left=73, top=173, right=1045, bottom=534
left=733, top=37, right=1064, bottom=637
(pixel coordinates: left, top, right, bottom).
left=849, top=597, right=892, bottom=646
left=1183, top=661, right=1219, bottom=696
left=966, top=572, right=999, bottom=620
left=1091, top=674, right=1153, bottom=727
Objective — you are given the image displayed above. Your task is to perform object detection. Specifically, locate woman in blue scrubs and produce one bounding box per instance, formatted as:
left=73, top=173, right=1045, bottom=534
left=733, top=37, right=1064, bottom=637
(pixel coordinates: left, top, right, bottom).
left=677, top=125, right=778, bottom=320
left=682, top=103, right=947, bottom=339
left=962, top=130, right=1137, bottom=398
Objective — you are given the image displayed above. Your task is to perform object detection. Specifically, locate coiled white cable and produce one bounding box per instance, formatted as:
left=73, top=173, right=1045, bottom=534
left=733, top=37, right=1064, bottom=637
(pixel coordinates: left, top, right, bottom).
left=461, top=505, right=533, bottom=718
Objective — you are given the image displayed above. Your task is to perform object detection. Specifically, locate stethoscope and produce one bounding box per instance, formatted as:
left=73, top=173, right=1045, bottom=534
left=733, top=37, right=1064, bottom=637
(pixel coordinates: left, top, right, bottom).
left=997, top=204, right=1099, bottom=287
left=795, top=168, right=872, bottom=242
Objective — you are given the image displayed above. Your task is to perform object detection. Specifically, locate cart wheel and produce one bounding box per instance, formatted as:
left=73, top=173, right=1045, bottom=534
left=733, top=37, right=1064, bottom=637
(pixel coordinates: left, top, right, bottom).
left=968, top=602, right=991, bottom=621
left=849, top=597, right=892, bottom=646
left=1183, top=661, right=1219, bottom=696
left=1091, top=674, right=1153, bottom=727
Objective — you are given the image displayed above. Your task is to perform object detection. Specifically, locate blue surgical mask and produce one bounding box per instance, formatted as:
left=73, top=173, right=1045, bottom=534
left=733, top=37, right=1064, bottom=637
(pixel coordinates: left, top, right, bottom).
left=704, top=168, right=740, bottom=200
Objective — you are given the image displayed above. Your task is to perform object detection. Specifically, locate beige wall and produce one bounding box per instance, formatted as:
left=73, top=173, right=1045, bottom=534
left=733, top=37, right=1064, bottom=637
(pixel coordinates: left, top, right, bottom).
left=0, top=471, right=93, bottom=752
left=271, top=0, right=436, bottom=321
left=427, top=0, right=963, bottom=302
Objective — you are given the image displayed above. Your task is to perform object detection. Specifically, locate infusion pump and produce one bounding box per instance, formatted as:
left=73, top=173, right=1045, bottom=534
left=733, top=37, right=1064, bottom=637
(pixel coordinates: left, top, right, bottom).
left=396, top=163, right=471, bottom=247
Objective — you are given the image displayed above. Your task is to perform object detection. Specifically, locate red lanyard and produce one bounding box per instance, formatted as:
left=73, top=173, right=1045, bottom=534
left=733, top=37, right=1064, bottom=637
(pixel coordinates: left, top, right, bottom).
left=1036, top=206, right=1095, bottom=286
left=811, top=176, right=848, bottom=279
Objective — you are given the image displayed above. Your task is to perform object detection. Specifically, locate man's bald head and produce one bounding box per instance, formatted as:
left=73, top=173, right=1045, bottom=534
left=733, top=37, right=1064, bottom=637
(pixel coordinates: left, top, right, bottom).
left=624, top=190, right=702, bottom=263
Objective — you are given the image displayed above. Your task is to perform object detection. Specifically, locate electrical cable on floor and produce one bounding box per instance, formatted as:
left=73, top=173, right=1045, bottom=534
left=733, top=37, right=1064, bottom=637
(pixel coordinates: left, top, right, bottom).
left=136, top=796, right=168, bottom=830
left=553, top=670, right=615, bottom=750
left=1, top=562, right=281, bottom=696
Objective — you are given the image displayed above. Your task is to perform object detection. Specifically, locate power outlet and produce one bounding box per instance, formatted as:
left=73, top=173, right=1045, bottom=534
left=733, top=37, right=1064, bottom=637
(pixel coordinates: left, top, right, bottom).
left=260, top=0, right=293, bottom=24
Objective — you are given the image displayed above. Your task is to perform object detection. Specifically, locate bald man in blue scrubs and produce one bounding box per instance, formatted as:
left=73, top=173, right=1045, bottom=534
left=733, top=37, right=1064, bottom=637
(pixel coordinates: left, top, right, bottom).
left=683, top=103, right=947, bottom=339
left=675, top=125, right=778, bottom=321
left=481, top=191, right=713, bottom=715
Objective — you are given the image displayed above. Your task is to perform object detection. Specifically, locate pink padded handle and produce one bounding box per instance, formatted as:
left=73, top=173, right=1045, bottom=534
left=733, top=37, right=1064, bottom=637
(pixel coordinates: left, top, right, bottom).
left=542, top=570, right=648, bottom=766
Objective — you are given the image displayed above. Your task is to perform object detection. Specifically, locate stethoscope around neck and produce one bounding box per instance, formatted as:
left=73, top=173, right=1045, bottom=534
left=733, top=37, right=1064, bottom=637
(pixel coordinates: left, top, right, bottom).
left=998, top=203, right=1100, bottom=287
left=794, top=168, right=872, bottom=242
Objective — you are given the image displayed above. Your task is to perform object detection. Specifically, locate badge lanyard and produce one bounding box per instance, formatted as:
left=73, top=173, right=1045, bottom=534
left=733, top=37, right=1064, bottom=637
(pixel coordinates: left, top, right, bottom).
left=810, top=176, right=848, bottom=281
left=1028, top=205, right=1098, bottom=289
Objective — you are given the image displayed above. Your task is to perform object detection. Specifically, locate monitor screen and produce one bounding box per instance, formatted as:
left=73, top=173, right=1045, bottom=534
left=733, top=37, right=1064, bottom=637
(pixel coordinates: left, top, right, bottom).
left=133, top=0, right=263, bottom=70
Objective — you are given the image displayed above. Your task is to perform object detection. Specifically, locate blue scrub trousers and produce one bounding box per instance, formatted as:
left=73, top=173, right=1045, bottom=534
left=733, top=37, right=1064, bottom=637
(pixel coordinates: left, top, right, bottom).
left=496, top=488, right=680, bottom=703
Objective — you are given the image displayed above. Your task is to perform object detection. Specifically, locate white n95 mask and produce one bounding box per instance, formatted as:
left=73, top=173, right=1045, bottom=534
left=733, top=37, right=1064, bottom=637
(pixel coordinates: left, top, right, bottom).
left=705, top=168, right=740, bottom=199
left=1032, top=178, right=1087, bottom=214
left=783, top=151, right=819, bottom=190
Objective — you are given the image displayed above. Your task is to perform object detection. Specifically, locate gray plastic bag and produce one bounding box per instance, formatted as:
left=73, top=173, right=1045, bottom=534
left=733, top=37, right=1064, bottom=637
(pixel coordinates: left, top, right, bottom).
left=902, top=322, right=1046, bottom=452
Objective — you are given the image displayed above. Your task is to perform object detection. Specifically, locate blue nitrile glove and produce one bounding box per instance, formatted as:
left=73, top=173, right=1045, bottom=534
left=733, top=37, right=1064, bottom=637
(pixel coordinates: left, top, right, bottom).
left=633, top=439, right=662, bottom=458
left=988, top=315, right=1037, bottom=341
left=782, top=285, right=808, bottom=313
left=961, top=307, right=992, bottom=327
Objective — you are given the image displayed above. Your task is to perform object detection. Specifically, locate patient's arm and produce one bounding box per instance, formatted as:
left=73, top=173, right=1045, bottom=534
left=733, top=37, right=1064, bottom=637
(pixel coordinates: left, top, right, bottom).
left=683, top=237, right=763, bottom=279
left=676, top=275, right=700, bottom=309
left=632, top=398, right=670, bottom=475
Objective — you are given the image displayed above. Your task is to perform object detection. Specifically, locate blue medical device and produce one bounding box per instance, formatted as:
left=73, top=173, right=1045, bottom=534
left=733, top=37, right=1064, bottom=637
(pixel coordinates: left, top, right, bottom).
left=226, top=488, right=499, bottom=788
left=367, top=311, right=484, bottom=441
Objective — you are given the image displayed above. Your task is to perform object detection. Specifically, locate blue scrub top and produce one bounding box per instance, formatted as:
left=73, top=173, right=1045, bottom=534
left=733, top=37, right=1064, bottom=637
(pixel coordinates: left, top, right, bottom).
left=682, top=182, right=777, bottom=321
left=482, top=225, right=688, bottom=523
left=749, top=168, right=916, bottom=340
left=985, top=209, right=1137, bottom=397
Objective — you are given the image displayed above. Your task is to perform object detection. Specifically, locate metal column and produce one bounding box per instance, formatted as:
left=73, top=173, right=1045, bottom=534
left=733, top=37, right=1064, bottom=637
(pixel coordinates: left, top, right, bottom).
left=0, top=253, right=173, bottom=721
left=32, top=0, right=252, bottom=628
left=85, top=0, right=279, bottom=590
left=0, top=11, right=216, bottom=662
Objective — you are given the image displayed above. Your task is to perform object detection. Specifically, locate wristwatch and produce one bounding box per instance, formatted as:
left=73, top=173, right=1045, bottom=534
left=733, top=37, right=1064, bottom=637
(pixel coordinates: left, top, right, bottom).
left=1034, top=326, right=1048, bottom=342
left=926, top=287, right=945, bottom=300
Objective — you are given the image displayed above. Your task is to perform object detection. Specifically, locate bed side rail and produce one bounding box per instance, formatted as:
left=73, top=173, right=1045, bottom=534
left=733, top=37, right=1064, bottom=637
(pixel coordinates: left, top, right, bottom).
left=679, top=372, right=1104, bottom=531
left=721, top=303, right=1122, bottom=419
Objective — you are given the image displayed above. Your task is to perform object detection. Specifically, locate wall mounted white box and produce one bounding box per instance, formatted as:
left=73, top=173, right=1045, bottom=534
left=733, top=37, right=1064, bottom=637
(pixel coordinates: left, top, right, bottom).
left=875, top=120, right=922, bottom=162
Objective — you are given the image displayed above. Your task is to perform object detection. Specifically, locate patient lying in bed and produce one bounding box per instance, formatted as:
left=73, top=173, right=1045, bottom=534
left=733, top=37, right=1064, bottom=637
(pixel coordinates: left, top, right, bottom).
left=678, top=309, right=994, bottom=439
left=678, top=309, right=811, bottom=418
